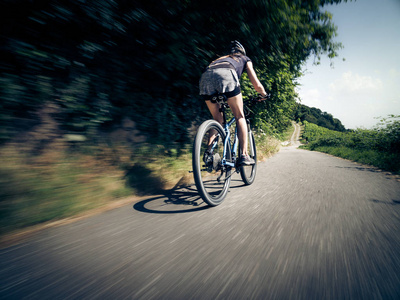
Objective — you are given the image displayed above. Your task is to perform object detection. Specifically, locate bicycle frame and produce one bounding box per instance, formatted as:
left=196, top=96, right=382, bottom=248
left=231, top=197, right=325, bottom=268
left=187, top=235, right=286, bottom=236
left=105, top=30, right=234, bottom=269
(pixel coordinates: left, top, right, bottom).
left=221, top=116, right=237, bottom=168
left=208, top=94, right=263, bottom=171
left=207, top=112, right=239, bottom=170
left=192, top=93, right=265, bottom=206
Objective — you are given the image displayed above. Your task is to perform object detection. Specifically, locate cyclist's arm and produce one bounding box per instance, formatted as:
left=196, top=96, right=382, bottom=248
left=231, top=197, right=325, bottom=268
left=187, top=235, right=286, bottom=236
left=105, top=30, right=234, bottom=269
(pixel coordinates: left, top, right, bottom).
left=246, top=61, right=267, bottom=97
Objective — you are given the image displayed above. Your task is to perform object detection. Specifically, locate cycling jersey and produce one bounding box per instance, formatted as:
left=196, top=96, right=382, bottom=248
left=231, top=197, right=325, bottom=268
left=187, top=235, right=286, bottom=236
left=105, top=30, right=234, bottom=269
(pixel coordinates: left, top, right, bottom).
left=208, top=55, right=251, bottom=79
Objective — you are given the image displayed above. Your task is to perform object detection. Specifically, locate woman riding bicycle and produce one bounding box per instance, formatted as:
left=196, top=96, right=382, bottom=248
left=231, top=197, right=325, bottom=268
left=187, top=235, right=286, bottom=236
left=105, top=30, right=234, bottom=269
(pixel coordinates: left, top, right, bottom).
left=199, top=40, right=268, bottom=165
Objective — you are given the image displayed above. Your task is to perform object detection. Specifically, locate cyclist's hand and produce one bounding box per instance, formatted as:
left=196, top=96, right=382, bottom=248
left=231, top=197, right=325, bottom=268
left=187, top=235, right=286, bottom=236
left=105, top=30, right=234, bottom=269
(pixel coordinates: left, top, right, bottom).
left=257, top=93, right=270, bottom=101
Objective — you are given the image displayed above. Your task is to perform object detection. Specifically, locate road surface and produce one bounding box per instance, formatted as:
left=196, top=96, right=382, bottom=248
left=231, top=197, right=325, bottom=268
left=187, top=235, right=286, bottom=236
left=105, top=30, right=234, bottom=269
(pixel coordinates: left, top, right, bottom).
left=1, top=143, right=400, bottom=299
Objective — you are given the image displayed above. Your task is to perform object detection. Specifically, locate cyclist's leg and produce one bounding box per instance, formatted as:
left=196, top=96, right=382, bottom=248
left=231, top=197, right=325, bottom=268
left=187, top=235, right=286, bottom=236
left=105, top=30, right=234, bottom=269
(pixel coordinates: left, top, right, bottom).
left=227, top=93, right=248, bottom=156
left=205, top=100, right=223, bottom=150
left=205, top=100, right=223, bottom=124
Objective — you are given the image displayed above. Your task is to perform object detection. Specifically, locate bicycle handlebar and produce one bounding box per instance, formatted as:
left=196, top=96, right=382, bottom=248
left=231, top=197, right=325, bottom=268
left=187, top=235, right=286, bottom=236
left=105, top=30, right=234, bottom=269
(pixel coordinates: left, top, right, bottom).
left=243, top=93, right=271, bottom=117
left=247, top=93, right=271, bottom=102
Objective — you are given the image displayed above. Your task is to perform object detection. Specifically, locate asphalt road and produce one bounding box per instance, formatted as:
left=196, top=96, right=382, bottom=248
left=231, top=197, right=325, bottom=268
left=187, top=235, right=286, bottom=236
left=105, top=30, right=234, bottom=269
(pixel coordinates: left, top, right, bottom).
left=1, top=144, right=400, bottom=299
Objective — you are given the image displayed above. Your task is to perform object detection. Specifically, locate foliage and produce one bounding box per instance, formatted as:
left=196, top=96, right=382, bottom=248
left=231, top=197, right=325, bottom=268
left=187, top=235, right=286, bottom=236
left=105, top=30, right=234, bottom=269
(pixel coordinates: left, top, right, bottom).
left=294, top=103, right=346, bottom=131
left=0, top=0, right=347, bottom=147
left=373, top=115, right=400, bottom=153
left=301, top=118, right=400, bottom=173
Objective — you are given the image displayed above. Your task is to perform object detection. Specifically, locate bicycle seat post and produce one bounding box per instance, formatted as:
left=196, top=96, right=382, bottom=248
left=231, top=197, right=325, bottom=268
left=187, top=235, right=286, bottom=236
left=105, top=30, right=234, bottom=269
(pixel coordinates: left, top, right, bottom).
left=217, top=94, right=228, bottom=125
left=211, top=94, right=229, bottom=125
left=218, top=103, right=227, bottom=125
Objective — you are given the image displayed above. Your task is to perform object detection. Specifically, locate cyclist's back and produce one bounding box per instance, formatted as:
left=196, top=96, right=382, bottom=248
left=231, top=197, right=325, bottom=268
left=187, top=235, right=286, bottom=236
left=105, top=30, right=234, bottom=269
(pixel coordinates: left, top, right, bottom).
left=207, top=54, right=251, bottom=79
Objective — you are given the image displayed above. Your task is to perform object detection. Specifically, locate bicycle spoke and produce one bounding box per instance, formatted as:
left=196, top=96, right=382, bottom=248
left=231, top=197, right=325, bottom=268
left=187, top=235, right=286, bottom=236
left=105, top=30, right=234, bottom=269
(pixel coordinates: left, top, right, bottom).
left=192, top=120, right=231, bottom=206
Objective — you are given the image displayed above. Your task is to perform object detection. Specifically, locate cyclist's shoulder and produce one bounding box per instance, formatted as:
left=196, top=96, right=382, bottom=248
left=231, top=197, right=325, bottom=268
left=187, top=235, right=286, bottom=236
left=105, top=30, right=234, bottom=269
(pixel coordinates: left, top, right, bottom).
left=242, top=55, right=251, bottom=62
left=232, top=54, right=251, bottom=65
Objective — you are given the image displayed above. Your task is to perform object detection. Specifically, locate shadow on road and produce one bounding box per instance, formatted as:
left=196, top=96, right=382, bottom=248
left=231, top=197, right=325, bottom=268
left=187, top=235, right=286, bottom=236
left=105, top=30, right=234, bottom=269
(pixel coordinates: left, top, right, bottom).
left=229, top=178, right=247, bottom=188
left=133, top=185, right=210, bottom=214
left=133, top=175, right=249, bottom=214
left=370, top=199, right=400, bottom=205
left=335, top=165, right=384, bottom=173
left=335, top=165, right=400, bottom=182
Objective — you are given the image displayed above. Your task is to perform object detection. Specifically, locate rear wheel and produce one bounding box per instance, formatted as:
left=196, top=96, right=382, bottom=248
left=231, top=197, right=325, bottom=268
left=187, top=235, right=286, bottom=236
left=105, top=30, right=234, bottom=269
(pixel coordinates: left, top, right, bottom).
left=192, top=120, right=232, bottom=206
left=239, top=128, right=257, bottom=185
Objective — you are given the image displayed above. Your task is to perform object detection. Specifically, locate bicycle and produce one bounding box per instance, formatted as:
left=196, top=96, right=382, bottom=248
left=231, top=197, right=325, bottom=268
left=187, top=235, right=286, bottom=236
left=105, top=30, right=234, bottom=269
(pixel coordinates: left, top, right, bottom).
left=192, top=94, right=267, bottom=206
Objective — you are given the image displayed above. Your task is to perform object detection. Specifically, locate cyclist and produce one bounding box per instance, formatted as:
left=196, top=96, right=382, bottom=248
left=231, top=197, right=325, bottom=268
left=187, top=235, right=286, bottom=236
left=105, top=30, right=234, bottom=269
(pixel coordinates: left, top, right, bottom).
left=199, top=40, right=268, bottom=165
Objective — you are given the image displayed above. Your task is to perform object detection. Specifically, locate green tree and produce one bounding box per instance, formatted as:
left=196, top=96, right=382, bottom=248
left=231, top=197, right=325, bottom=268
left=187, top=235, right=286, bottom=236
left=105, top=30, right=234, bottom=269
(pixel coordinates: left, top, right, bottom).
left=0, top=0, right=349, bottom=146
left=294, top=104, right=346, bottom=131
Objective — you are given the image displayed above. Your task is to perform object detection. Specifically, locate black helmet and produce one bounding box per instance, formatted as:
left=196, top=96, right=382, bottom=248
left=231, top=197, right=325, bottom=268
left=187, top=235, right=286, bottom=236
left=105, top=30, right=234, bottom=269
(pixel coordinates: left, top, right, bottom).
left=230, top=40, right=246, bottom=56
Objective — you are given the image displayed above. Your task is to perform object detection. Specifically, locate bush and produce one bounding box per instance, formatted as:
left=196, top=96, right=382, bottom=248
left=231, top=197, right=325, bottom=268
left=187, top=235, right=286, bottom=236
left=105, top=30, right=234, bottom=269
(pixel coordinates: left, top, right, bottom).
left=301, top=119, right=400, bottom=173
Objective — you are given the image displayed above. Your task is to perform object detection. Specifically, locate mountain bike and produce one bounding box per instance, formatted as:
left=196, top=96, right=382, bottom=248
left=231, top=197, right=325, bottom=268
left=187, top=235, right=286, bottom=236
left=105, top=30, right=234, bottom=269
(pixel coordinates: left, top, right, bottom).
left=192, top=94, right=266, bottom=206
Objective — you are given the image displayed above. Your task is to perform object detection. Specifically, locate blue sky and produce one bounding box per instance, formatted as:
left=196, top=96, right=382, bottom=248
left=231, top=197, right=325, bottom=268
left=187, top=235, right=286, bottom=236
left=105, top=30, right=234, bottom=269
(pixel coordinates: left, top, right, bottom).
left=297, top=0, right=400, bottom=129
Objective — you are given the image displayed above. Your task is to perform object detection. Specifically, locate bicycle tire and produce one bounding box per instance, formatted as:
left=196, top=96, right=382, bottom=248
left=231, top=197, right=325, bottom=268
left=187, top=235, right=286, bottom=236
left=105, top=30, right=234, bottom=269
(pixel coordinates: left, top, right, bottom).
left=192, top=120, right=232, bottom=206
left=239, top=129, right=257, bottom=185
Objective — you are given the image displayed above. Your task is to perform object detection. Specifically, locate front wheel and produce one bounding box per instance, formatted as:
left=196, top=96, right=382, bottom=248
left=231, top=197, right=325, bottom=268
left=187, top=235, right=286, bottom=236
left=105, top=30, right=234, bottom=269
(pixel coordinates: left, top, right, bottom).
left=239, top=129, right=257, bottom=185
left=192, top=120, right=232, bottom=206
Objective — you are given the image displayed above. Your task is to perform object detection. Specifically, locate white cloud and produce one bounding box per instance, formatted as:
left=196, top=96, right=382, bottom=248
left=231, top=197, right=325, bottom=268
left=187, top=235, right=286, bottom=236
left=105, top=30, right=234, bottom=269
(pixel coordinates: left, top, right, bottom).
left=329, top=71, right=383, bottom=93
left=298, top=69, right=399, bottom=129
left=297, top=88, right=322, bottom=107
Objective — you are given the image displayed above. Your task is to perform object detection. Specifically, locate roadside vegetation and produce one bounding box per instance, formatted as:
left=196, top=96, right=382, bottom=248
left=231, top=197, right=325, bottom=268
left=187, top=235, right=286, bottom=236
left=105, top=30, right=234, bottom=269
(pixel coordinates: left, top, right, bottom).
left=300, top=116, right=400, bottom=174
left=0, top=133, right=281, bottom=237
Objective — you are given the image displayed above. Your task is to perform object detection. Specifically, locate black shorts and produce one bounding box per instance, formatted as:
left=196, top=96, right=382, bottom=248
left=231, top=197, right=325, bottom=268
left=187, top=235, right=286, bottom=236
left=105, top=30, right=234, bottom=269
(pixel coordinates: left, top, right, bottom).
left=201, top=86, right=241, bottom=101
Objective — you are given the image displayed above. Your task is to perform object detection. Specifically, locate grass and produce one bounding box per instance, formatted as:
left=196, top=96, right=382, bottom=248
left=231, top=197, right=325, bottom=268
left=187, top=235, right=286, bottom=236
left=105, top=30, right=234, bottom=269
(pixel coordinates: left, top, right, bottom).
left=300, top=121, right=400, bottom=174
left=0, top=127, right=283, bottom=237
left=300, top=145, right=400, bottom=174
left=254, top=131, right=281, bottom=160
left=0, top=145, right=133, bottom=235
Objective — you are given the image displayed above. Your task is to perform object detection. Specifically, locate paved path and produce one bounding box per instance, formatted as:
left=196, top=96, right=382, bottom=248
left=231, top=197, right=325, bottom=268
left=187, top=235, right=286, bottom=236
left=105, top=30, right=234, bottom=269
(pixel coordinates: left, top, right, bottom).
left=281, top=121, right=300, bottom=147
left=290, top=122, right=301, bottom=146
left=1, top=144, right=400, bottom=299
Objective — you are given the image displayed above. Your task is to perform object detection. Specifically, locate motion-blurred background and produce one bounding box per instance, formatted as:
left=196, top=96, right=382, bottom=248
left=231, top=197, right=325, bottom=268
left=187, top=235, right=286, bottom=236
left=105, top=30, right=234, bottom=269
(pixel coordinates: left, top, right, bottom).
left=1, top=0, right=398, bottom=237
